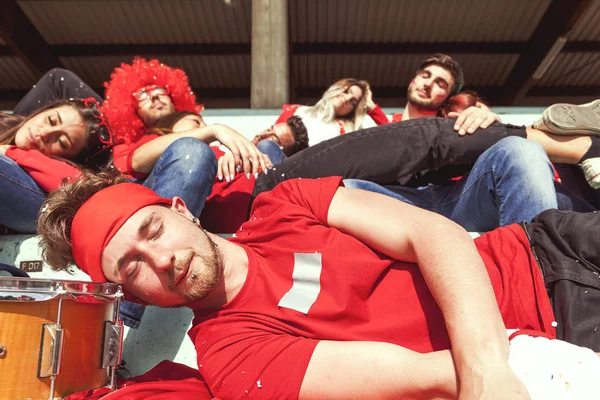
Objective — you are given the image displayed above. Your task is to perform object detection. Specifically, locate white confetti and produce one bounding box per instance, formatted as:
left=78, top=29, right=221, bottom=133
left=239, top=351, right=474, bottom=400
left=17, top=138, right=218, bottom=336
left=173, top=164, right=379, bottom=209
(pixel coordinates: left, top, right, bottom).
left=551, top=321, right=558, bottom=327
left=256, top=380, right=262, bottom=388
left=185, top=154, right=190, bottom=160
left=40, top=204, right=49, bottom=213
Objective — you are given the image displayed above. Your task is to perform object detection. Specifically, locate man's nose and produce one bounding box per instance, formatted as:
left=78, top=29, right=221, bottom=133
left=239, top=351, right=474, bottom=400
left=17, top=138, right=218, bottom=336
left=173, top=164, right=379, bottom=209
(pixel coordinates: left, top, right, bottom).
left=148, top=246, right=175, bottom=273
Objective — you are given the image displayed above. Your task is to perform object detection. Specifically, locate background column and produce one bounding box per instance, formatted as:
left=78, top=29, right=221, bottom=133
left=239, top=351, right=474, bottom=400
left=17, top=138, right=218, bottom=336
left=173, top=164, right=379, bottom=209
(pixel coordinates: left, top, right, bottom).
left=251, top=0, right=289, bottom=108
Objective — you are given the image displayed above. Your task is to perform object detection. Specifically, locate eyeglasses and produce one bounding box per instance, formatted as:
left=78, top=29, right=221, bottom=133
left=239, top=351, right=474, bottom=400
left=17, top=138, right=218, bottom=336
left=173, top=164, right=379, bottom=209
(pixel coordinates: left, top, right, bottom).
left=133, top=85, right=170, bottom=103
left=82, top=97, right=112, bottom=146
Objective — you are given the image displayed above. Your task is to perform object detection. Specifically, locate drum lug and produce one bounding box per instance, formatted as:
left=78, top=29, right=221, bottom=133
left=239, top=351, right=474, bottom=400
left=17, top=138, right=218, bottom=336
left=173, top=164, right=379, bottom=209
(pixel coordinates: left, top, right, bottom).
left=0, top=344, right=6, bottom=358
left=37, top=324, right=64, bottom=378
left=101, top=321, right=123, bottom=369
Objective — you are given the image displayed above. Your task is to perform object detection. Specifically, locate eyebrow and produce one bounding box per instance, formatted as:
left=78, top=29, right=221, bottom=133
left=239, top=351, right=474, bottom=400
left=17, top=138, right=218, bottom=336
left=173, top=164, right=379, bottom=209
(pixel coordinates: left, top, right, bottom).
left=113, top=211, right=156, bottom=275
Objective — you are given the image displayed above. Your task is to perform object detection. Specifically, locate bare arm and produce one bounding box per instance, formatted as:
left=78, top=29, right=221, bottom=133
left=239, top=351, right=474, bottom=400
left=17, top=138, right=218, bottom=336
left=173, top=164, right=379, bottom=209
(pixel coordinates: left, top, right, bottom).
left=131, top=124, right=269, bottom=175
left=325, top=187, right=530, bottom=399
left=300, top=341, right=457, bottom=400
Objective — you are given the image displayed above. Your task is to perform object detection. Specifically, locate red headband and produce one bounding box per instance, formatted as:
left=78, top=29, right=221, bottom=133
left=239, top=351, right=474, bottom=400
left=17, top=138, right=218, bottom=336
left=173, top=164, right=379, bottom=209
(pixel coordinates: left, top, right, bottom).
left=71, top=183, right=171, bottom=282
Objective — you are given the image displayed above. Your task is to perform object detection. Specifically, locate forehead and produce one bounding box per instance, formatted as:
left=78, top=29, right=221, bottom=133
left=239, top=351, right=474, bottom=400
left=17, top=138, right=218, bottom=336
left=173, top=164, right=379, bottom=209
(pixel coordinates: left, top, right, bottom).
left=421, top=65, right=453, bottom=85
left=348, top=85, right=363, bottom=96
left=37, top=104, right=76, bottom=120
left=273, top=122, right=291, bottom=133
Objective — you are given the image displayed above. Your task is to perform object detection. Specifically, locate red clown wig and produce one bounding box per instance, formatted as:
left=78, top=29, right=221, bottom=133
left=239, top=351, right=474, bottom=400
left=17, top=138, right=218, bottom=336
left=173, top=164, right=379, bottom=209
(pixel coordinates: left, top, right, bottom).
left=101, top=57, right=204, bottom=145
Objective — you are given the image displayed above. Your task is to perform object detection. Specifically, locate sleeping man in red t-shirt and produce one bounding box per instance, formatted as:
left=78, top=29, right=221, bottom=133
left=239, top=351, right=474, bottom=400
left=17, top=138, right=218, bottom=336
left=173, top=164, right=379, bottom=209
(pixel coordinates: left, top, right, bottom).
left=39, top=171, right=600, bottom=400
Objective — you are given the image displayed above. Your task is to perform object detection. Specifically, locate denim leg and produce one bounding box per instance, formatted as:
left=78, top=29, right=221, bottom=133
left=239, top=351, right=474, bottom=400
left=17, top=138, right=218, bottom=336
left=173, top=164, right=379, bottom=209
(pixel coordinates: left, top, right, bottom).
left=343, top=179, right=435, bottom=210
left=257, top=140, right=287, bottom=165
left=436, top=137, right=557, bottom=231
left=0, top=155, right=46, bottom=233
left=119, top=300, right=146, bottom=329
left=13, top=68, right=102, bottom=116
left=253, top=118, right=527, bottom=196
left=142, top=137, right=218, bottom=216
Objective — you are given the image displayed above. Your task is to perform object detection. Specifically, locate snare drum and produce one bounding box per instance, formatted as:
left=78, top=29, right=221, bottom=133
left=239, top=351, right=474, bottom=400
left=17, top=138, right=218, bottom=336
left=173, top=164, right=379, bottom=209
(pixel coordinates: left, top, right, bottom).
left=0, top=278, right=124, bottom=400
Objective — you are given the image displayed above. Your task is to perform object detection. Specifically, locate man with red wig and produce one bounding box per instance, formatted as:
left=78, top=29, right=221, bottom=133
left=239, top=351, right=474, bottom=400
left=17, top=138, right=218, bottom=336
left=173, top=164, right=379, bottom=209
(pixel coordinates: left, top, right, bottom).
left=100, top=57, right=271, bottom=328
left=39, top=170, right=600, bottom=399
left=102, top=57, right=269, bottom=219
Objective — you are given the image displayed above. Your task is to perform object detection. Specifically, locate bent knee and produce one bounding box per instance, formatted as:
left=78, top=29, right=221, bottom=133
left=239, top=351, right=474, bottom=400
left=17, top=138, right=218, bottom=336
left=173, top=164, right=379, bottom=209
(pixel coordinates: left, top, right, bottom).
left=165, top=138, right=217, bottom=167
left=257, top=139, right=280, bottom=152
left=496, top=136, right=547, bottom=159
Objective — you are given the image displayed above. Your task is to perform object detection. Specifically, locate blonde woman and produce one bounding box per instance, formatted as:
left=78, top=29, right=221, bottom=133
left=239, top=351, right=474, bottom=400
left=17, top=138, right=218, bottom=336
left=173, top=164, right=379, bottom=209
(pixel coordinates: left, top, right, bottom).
left=254, top=78, right=380, bottom=162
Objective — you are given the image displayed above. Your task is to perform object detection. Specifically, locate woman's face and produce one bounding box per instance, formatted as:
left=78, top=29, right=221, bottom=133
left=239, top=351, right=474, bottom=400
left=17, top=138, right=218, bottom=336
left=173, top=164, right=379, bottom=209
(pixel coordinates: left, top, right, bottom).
left=331, top=85, right=364, bottom=117
left=14, top=105, right=86, bottom=159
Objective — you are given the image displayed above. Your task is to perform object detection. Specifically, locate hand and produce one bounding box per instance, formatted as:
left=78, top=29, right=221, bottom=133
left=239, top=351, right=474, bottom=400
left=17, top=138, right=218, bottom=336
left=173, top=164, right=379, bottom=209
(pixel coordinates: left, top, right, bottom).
left=211, top=124, right=272, bottom=177
left=252, top=131, right=277, bottom=146
left=459, top=364, right=531, bottom=400
left=448, top=106, right=501, bottom=135
left=0, top=144, right=11, bottom=156
left=217, top=149, right=272, bottom=182
left=364, top=86, right=376, bottom=112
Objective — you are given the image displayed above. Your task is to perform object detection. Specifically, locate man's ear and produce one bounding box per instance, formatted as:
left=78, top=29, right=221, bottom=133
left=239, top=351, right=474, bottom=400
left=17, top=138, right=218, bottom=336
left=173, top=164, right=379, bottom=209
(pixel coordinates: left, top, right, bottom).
left=170, top=196, right=195, bottom=220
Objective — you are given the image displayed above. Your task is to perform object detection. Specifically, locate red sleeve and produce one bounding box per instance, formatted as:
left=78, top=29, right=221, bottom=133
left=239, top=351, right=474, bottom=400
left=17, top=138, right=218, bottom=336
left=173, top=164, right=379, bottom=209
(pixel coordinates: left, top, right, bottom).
left=391, top=113, right=404, bottom=122
left=275, top=104, right=300, bottom=124
left=5, top=147, right=80, bottom=192
left=367, top=104, right=391, bottom=125
left=252, top=176, right=344, bottom=226
left=112, top=134, right=161, bottom=180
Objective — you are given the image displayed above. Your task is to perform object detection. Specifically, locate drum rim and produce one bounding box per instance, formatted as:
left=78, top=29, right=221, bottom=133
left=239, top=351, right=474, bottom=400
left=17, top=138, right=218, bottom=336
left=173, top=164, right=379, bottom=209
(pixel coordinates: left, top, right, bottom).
left=0, top=277, right=122, bottom=297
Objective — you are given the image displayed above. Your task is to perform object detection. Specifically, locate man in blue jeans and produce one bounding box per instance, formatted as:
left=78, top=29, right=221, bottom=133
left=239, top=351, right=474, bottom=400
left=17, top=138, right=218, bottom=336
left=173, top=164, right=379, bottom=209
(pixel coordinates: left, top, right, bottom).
left=328, top=54, right=587, bottom=231
left=347, top=53, right=596, bottom=231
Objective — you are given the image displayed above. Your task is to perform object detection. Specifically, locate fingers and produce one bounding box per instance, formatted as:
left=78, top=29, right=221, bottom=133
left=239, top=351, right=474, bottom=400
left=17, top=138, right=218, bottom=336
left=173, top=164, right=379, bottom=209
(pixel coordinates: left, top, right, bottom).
left=262, top=152, right=273, bottom=170
left=464, top=117, right=484, bottom=135
left=453, top=107, right=498, bottom=135
left=479, top=115, right=497, bottom=130
left=453, top=108, right=472, bottom=135
left=217, top=153, right=236, bottom=182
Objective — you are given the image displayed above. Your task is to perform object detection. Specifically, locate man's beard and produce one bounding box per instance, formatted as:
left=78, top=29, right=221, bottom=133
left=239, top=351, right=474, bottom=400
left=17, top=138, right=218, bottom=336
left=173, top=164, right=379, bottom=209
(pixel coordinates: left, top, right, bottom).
left=406, top=85, right=442, bottom=111
left=169, top=229, right=223, bottom=303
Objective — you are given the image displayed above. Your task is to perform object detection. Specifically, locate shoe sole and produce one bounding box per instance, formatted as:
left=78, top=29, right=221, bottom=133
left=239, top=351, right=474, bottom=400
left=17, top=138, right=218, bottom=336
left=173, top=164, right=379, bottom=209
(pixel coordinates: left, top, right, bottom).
left=543, top=99, right=600, bottom=135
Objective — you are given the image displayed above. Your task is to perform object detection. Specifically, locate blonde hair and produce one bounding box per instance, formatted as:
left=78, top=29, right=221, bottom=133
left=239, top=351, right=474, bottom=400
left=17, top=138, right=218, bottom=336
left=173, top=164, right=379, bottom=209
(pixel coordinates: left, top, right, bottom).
left=303, top=78, right=369, bottom=133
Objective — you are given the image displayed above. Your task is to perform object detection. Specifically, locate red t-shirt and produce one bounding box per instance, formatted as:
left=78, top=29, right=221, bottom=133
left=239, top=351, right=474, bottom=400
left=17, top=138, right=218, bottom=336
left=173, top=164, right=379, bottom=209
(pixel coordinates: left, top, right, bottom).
left=188, top=177, right=555, bottom=400
left=199, top=146, right=255, bottom=233
left=4, top=146, right=81, bottom=192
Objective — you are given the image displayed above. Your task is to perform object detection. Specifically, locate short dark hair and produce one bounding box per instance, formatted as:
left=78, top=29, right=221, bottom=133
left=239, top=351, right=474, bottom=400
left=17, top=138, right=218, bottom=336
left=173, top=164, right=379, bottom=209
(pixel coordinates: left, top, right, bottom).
left=286, top=116, right=309, bottom=156
left=417, top=53, right=464, bottom=96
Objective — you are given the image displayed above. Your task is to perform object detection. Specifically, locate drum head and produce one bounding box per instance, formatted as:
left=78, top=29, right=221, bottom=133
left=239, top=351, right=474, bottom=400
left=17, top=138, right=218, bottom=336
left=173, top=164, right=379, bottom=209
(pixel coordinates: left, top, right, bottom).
left=0, top=263, right=30, bottom=278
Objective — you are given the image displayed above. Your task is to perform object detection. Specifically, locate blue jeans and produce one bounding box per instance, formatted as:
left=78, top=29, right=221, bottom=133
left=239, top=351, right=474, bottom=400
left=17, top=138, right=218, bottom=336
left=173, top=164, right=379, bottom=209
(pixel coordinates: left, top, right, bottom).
left=0, top=155, right=46, bottom=233
left=344, top=137, right=558, bottom=232
left=135, top=137, right=218, bottom=216
left=121, top=137, right=218, bottom=327
left=257, top=139, right=287, bottom=165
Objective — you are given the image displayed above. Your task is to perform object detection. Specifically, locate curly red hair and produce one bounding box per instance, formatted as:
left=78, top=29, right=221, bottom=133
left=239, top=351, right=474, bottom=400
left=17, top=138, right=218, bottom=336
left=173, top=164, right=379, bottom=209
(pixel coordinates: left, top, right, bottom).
left=101, top=57, right=204, bottom=145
